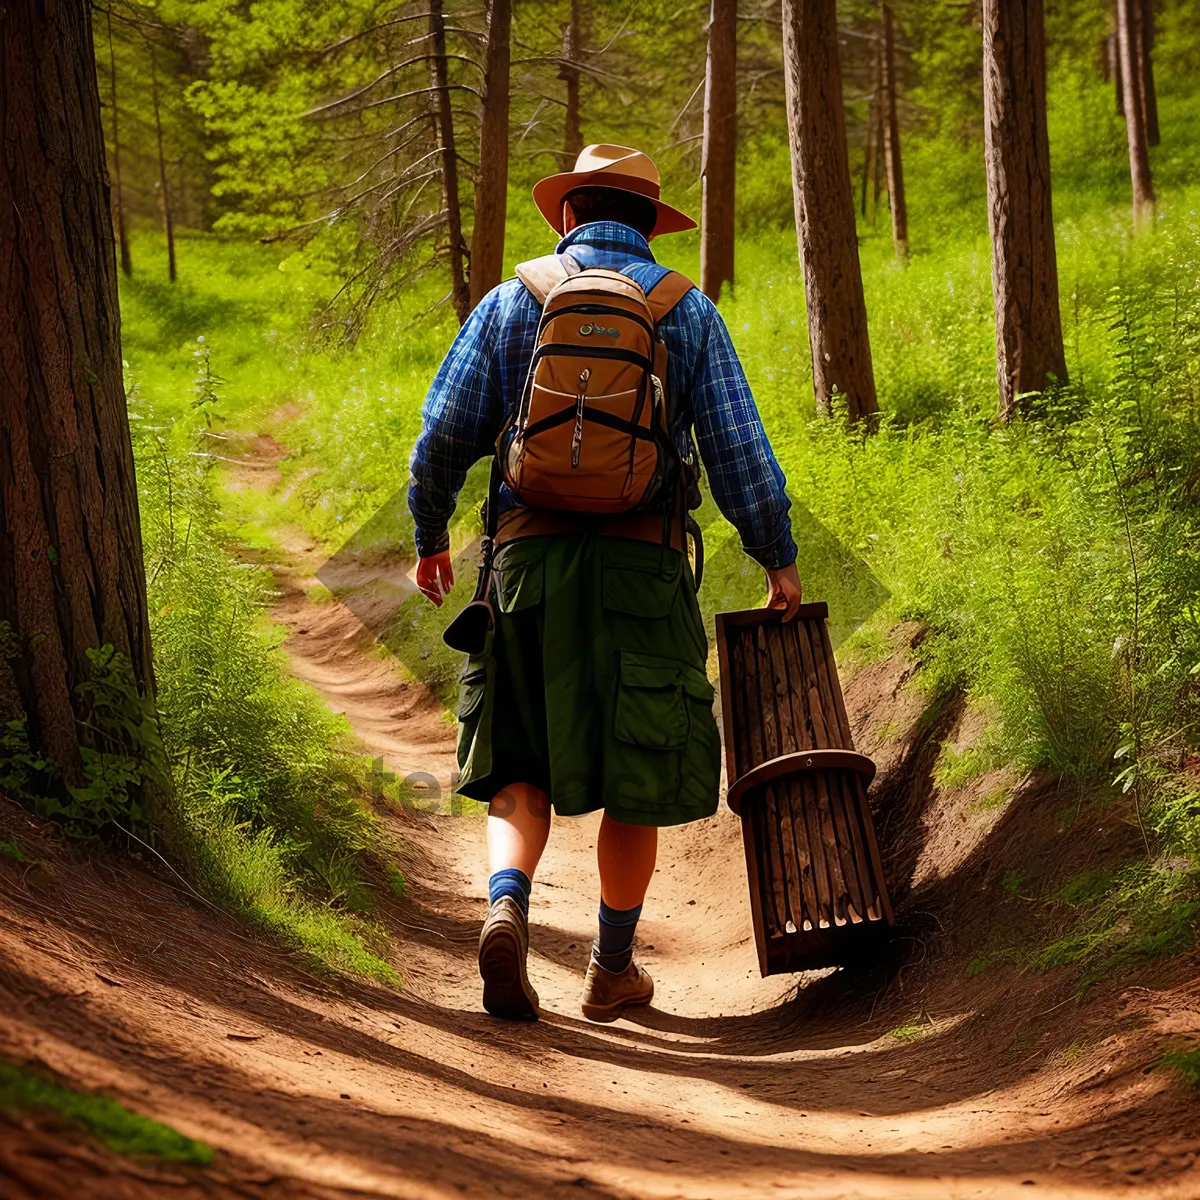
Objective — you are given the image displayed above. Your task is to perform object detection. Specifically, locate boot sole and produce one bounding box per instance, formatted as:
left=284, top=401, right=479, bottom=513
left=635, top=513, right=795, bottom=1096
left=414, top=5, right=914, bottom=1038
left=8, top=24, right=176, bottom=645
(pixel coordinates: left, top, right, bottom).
left=479, top=923, right=539, bottom=1021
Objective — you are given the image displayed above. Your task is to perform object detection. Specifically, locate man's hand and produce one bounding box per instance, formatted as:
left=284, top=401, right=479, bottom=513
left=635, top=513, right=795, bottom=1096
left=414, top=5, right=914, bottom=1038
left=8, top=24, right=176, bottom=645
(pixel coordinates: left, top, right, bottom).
left=765, top=562, right=802, bottom=621
left=415, top=551, right=455, bottom=606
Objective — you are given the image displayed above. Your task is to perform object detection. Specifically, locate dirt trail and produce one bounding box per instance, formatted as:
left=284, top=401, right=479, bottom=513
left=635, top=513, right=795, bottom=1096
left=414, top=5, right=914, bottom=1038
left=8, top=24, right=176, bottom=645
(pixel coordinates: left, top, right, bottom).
left=1, top=440, right=1198, bottom=1197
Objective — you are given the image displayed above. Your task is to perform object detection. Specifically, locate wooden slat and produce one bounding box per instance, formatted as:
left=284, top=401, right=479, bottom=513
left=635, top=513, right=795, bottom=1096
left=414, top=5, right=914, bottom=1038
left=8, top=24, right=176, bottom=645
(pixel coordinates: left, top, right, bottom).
left=817, top=617, right=856, bottom=748
left=734, top=634, right=783, bottom=936
left=789, top=625, right=836, bottom=920
left=838, top=768, right=877, bottom=921
left=826, top=768, right=868, bottom=923
left=765, top=627, right=805, bottom=930
left=730, top=637, right=770, bottom=945
left=852, top=772, right=895, bottom=923
left=804, top=674, right=849, bottom=923
left=774, top=629, right=821, bottom=928
left=753, top=626, right=791, bottom=934
left=804, top=619, right=847, bottom=752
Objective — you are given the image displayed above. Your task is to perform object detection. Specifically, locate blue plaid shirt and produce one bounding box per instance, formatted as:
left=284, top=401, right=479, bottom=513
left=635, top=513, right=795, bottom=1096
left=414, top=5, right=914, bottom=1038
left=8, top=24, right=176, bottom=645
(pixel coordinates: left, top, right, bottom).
left=408, top=221, right=796, bottom=569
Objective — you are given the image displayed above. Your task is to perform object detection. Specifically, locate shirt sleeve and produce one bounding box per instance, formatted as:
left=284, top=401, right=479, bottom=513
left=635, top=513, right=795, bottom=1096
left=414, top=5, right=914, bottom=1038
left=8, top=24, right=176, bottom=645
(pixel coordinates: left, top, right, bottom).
left=407, top=290, right=505, bottom=557
left=685, top=294, right=797, bottom=570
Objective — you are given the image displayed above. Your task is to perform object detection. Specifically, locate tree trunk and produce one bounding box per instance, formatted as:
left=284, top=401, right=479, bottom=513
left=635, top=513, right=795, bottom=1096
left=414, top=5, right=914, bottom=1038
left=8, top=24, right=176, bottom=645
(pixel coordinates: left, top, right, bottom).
left=781, top=0, right=878, bottom=421
left=1116, top=0, right=1155, bottom=229
left=469, top=0, right=511, bottom=310
left=560, top=0, right=583, bottom=159
left=0, top=0, right=156, bottom=788
left=149, top=45, right=176, bottom=283
left=881, top=3, right=908, bottom=263
left=861, top=64, right=875, bottom=220
left=429, top=0, right=470, bottom=323
left=982, top=0, right=1068, bottom=419
left=105, top=12, right=132, bottom=278
left=700, top=0, right=737, bottom=302
left=1107, top=29, right=1123, bottom=115
left=1138, top=0, right=1159, bottom=148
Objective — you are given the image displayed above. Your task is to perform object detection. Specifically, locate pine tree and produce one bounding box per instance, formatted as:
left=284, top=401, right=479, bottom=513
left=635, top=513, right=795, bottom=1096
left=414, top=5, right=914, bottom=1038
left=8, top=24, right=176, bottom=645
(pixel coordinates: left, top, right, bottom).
left=1, top=0, right=159, bottom=808
left=469, top=0, right=512, bottom=309
left=781, top=0, right=878, bottom=421
left=1116, top=0, right=1156, bottom=229
left=981, top=0, right=1067, bottom=417
left=701, top=0, right=737, bottom=302
left=880, top=2, right=908, bottom=262
left=560, top=0, right=584, bottom=158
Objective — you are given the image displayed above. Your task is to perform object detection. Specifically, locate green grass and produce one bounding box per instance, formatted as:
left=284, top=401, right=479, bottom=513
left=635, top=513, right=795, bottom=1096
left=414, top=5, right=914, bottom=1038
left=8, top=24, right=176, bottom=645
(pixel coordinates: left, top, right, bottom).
left=968, top=784, right=1013, bottom=815
left=1162, top=1048, right=1200, bottom=1090
left=0, top=1061, right=214, bottom=1164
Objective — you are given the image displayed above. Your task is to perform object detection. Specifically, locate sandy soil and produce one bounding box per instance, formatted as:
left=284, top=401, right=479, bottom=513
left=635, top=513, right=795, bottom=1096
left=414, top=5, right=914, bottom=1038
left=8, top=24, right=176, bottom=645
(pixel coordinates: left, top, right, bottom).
left=1, top=442, right=1198, bottom=1198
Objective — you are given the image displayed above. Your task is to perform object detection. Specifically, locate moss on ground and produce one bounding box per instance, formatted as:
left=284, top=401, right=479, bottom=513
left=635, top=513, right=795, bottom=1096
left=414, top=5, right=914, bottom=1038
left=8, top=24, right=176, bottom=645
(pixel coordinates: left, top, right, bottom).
left=0, top=1061, right=214, bottom=1164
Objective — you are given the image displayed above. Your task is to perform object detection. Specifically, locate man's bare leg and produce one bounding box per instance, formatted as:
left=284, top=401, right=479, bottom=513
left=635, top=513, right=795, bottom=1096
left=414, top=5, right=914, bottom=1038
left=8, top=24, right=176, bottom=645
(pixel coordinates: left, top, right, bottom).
left=479, top=782, right=551, bottom=1021
left=487, top=782, right=552, bottom=877
left=597, top=812, right=657, bottom=908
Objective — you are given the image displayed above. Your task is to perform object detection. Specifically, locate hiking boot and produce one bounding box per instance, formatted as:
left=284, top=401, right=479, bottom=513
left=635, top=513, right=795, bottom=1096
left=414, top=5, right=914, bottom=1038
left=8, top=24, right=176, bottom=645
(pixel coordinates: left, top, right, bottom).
left=580, top=948, right=654, bottom=1023
left=478, top=896, right=539, bottom=1021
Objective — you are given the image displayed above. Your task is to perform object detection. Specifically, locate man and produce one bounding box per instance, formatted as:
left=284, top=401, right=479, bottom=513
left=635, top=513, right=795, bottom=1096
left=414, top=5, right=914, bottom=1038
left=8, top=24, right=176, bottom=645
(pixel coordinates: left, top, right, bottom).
left=410, top=144, right=800, bottom=1023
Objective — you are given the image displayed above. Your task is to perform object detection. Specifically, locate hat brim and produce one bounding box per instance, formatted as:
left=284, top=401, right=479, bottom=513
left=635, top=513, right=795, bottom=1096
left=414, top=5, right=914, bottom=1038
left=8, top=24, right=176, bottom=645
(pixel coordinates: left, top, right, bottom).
left=532, top=169, right=697, bottom=237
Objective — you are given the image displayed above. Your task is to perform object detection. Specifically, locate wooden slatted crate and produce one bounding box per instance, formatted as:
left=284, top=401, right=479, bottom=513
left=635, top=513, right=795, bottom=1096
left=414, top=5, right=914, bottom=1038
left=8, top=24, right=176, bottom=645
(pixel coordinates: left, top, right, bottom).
left=715, top=603, right=893, bottom=976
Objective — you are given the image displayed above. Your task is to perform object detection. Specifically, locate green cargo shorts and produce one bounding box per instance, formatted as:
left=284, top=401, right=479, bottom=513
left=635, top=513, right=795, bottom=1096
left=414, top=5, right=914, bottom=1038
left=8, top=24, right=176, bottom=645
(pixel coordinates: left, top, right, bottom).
left=455, top=533, right=721, bottom=827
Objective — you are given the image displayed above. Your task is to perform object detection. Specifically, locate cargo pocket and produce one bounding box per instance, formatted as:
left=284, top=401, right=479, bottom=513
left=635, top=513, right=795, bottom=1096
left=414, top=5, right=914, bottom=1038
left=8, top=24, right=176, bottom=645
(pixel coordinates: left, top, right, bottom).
left=494, top=542, right=545, bottom=614
left=614, top=652, right=690, bottom=749
left=456, top=661, right=491, bottom=781
left=601, top=546, right=681, bottom=619
left=611, top=651, right=719, bottom=819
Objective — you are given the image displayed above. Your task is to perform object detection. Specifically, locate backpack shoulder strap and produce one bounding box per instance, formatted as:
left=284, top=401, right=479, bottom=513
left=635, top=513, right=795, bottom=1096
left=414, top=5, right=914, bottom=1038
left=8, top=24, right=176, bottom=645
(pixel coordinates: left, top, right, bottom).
left=515, top=252, right=582, bottom=304
left=645, top=270, right=696, bottom=323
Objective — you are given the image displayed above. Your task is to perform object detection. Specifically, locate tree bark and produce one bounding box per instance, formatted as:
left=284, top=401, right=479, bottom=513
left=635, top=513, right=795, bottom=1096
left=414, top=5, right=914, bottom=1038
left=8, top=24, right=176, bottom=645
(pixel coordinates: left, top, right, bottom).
left=1107, top=28, right=1123, bottom=115
left=560, top=0, right=583, bottom=159
left=781, top=0, right=878, bottom=421
left=469, top=0, right=511, bottom=310
left=880, top=3, right=908, bottom=262
left=701, top=0, right=737, bottom=302
left=1138, top=0, right=1159, bottom=148
left=1116, top=0, right=1155, bottom=230
left=0, top=0, right=156, bottom=785
left=860, top=60, right=875, bottom=220
left=982, top=0, right=1068, bottom=419
left=149, top=44, right=176, bottom=283
left=428, top=0, right=470, bottom=323
left=105, top=12, right=132, bottom=278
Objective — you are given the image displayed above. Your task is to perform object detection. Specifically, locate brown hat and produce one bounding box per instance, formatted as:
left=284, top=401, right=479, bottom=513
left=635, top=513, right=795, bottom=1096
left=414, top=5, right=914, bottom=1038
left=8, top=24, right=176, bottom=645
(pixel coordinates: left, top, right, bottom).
left=532, top=144, right=697, bottom=237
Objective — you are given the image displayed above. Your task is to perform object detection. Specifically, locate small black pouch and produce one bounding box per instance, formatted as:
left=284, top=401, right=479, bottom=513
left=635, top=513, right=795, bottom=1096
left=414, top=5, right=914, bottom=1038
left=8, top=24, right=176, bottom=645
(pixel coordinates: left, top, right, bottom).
left=443, top=458, right=501, bottom=656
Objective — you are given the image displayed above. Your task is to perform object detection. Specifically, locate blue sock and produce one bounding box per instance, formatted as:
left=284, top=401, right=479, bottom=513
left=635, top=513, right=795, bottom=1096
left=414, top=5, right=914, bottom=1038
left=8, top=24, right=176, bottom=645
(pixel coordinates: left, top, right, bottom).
left=595, top=900, right=642, bottom=973
left=489, top=868, right=531, bottom=917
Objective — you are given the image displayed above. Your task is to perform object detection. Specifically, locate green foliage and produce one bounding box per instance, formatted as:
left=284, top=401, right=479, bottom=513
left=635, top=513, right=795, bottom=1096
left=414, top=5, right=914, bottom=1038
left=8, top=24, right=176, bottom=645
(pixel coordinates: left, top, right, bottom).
left=1033, top=862, right=1200, bottom=987
left=0, top=1061, right=213, bottom=1164
left=0, top=839, right=25, bottom=862
left=131, top=392, right=397, bottom=982
left=0, top=626, right=165, bottom=842
left=1162, top=1048, right=1200, bottom=1090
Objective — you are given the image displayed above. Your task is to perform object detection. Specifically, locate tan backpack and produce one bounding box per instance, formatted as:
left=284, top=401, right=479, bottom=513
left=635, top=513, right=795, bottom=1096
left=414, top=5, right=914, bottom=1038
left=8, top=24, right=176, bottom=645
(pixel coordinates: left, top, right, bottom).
left=498, top=255, right=694, bottom=515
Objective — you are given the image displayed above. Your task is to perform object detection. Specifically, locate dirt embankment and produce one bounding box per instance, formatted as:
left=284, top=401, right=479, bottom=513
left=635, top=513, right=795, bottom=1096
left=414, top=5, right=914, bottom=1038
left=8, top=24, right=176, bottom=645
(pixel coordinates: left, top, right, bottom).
left=1, top=437, right=1198, bottom=1198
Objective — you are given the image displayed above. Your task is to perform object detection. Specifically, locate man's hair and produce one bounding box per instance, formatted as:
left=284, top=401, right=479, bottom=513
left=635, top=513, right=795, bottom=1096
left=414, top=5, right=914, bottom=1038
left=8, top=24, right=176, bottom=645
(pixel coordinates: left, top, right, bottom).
left=563, top=186, right=658, bottom=238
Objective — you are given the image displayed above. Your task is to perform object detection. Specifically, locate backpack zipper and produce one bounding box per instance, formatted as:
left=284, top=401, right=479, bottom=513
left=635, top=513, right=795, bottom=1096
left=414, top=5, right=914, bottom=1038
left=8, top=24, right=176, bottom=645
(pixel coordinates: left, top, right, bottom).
left=571, top=368, right=590, bottom=467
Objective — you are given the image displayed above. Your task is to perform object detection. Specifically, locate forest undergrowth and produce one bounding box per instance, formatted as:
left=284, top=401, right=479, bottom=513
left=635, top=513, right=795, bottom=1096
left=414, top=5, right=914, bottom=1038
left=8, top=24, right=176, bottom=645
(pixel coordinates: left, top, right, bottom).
left=107, top=53, right=1200, bottom=987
